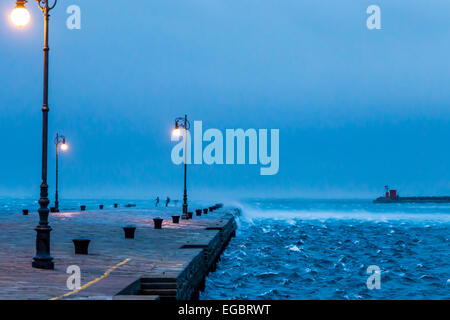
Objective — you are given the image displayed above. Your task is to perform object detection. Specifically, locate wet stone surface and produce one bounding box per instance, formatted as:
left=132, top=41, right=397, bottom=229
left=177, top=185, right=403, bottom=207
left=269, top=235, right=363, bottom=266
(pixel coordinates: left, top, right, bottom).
left=0, top=207, right=233, bottom=300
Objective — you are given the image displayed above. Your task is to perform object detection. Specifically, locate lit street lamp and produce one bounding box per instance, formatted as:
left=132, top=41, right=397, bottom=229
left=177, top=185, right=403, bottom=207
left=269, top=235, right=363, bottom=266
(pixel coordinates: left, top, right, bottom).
left=54, top=133, right=68, bottom=213
left=172, top=115, right=190, bottom=219
left=10, top=0, right=59, bottom=269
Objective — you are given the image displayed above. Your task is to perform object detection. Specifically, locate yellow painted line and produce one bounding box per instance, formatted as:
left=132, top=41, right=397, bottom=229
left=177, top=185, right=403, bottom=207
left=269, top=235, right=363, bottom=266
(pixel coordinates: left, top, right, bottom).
left=49, top=258, right=132, bottom=300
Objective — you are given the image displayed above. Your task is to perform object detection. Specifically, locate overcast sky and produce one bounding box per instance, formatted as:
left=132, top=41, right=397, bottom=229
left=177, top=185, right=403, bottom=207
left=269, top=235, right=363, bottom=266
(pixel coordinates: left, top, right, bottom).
left=0, top=1, right=449, bottom=200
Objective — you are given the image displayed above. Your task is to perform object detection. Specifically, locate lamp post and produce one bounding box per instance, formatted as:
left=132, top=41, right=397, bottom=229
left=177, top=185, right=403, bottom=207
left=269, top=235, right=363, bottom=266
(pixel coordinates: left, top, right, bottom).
left=173, top=115, right=190, bottom=219
left=54, top=133, right=68, bottom=212
left=10, top=0, right=58, bottom=269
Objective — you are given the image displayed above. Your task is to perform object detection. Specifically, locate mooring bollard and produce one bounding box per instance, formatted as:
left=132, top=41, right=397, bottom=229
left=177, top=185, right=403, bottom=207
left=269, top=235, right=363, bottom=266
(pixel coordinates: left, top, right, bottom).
left=203, top=208, right=208, bottom=214
left=80, top=205, right=86, bottom=211
left=196, top=209, right=202, bottom=216
left=50, top=207, right=57, bottom=213
left=153, top=217, right=163, bottom=229
left=123, top=225, right=136, bottom=239
left=188, top=212, right=193, bottom=219
left=172, top=215, right=180, bottom=224
left=114, top=203, right=118, bottom=208
left=99, top=204, right=104, bottom=210
left=72, top=238, right=90, bottom=255
left=209, top=206, right=214, bottom=212
left=22, top=209, right=29, bottom=215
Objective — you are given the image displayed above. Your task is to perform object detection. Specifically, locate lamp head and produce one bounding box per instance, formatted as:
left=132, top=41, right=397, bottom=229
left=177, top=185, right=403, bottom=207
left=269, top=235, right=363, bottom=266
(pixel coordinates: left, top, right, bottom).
left=172, top=121, right=181, bottom=137
left=61, top=138, right=68, bottom=151
left=11, top=1, right=30, bottom=27
left=172, top=127, right=181, bottom=138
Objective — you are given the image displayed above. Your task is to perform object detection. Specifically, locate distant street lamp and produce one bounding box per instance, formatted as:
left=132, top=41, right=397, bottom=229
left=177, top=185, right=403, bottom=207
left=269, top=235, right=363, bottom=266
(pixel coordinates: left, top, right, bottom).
left=54, top=133, right=68, bottom=212
left=172, top=115, right=190, bottom=219
left=10, top=0, right=59, bottom=269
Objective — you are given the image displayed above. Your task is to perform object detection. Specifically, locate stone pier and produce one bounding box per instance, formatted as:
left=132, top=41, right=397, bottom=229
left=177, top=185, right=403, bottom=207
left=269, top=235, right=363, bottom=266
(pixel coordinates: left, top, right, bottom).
left=0, top=205, right=237, bottom=300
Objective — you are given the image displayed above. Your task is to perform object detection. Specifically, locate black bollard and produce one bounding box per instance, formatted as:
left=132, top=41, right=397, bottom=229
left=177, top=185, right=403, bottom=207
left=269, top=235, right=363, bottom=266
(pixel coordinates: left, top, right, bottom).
left=22, top=209, right=29, bottom=216
left=188, top=212, right=193, bottom=219
left=123, top=226, right=136, bottom=239
left=72, top=238, right=90, bottom=254
left=196, top=209, right=202, bottom=216
left=172, top=215, right=180, bottom=224
left=209, top=206, right=214, bottom=212
left=80, top=205, right=86, bottom=211
left=99, top=205, right=104, bottom=210
left=153, top=218, right=163, bottom=229
left=114, top=203, right=118, bottom=208
left=203, top=208, right=208, bottom=214
left=50, top=207, right=57, bottom=213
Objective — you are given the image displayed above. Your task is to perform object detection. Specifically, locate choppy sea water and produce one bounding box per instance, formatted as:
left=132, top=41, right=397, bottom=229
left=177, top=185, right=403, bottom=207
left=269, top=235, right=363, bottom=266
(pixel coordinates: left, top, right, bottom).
left=201, top=199, right=450, bottom=300
left=1, top=197, right=449, bottom=300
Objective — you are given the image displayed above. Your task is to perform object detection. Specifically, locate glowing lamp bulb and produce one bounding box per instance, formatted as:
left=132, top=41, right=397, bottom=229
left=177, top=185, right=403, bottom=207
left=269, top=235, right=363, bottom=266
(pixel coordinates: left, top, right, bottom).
left=61, top=143, right=68, bottom=151
left=172, top=128, right=181, bottom=138
left=11, top=6, right=30, bottom=27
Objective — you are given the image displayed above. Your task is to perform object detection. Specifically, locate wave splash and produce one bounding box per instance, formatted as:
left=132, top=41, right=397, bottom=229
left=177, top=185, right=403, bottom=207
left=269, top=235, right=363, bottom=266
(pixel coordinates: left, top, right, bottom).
left=228, top=199, right=450, bottom=222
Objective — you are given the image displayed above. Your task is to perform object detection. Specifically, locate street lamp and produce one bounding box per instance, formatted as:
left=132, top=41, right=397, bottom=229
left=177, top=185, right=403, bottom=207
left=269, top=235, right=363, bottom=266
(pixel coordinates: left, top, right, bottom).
left=11, top=0, right=59, bottom=269
left=173, top=115, right=190, bottom=219
left=54, top=133, right=68, bottom=213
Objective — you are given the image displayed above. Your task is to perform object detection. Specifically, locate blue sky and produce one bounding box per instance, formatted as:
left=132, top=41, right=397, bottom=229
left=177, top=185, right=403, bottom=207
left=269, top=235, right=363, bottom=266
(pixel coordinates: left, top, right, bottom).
left=0, top=1, right=449, bottom=200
